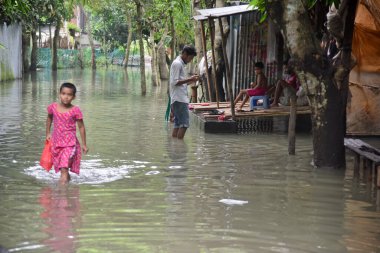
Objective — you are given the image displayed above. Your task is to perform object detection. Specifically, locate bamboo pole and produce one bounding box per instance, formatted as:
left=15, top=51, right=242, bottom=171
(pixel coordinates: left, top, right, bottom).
left=208, top=17, right=220, bottom=108
left=237, top=15, right=244, bottom=93
left=240, top=15, right=248, bottom=89
left=288, top=95, right=297, bottom=155
left=218, top=17, right=235, bottom=119
left=246, top=14, right=251, bottom=84
left=246, top=15, right=251, bottom=87
left=200, top=20, right=212, bottom=102
left=234, top=15, right=242, bottom=96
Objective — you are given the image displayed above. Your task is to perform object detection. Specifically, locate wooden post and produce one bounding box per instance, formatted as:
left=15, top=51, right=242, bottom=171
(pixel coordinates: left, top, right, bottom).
left=208, top=17, right=220, bottom=108
left=218, top=17, right=235, bottom=120
left=354, top=153, right=360, bottom=177
left=288, top=94, right=297, bottom=155
left=371, top=163, right=376, bottom=186
left=190, top=85, right=198, bottom=103
left=362, top=158, right=369, bottom=181
left=377, top=164, right=380, bottom=188
left=200, top=20, right=213, bottom=102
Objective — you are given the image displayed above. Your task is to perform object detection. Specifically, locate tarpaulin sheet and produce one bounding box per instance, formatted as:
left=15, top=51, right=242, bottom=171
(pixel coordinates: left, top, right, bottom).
left=347, top=0, right=380, bottom=135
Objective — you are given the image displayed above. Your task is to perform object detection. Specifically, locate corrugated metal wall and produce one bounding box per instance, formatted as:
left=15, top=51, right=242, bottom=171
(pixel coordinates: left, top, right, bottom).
left=228, top=12, right=280, bottom=99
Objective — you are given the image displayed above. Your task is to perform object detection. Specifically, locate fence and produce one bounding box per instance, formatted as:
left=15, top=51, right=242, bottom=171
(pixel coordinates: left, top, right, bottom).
left=36, top=48, right=140, bottom=68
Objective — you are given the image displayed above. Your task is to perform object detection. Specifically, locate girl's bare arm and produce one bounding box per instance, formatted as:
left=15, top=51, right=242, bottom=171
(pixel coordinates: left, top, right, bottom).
left=77, top=119, right=88, bottom=154
left=46, top=114, right=53, bottom=140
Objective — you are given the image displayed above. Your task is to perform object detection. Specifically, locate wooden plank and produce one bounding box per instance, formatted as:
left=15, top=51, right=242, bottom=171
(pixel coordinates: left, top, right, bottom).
left=344, top=138, right=380, bottom=163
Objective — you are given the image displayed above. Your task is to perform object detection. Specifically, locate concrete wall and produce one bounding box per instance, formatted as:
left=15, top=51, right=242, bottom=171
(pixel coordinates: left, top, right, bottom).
left=0, top=23, right=22, bottom=82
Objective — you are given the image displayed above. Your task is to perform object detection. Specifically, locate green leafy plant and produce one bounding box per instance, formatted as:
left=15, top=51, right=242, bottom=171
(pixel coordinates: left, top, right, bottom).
left=67, top=22, right=81, bottom=33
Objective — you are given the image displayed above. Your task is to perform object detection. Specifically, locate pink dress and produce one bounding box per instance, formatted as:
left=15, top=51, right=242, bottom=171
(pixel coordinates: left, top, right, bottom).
left=48, top=103, right=83, bottom=174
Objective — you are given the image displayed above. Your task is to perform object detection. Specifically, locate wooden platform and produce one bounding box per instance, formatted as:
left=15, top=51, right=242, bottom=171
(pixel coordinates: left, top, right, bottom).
left=190, top=102, right=312, bottom=134
left=191, top=102, right=311, bottom=119
left=344, top=138, right=380, bottom=188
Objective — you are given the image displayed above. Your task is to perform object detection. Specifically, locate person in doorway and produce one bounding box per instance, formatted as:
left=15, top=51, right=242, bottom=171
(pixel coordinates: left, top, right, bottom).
left=46, top=82, right=88, bottom=184
left=169, top=45, right=199, bottom=139
left=270, top=60, right=300, bottom=107
left=233, top=61, right=268, bottom=111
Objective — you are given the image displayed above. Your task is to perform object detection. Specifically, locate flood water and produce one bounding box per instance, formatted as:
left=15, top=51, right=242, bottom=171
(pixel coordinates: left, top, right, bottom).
left=0, top=68, right=380, bottom=253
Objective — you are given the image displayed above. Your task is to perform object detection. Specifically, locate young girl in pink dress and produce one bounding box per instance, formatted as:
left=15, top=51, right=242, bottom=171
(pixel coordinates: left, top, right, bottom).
left=46, top=83, right=88, bottom=184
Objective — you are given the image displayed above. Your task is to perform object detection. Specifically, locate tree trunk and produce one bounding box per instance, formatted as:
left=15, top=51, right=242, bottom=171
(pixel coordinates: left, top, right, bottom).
left=38, top=25, right=41, bottom=47
left=170, top=11, right=175, bottom=64
left=49, top=24, right=52, bottom=48
left=193, top=0, right=203, bottom=64
left=150, top=29, right=160, bottom=86
left=214, top=0, right=228, bottom=102
left=52, top=20, right=60, bottom=71
left=157, top=25, right=169, bottom=80
left=135, top=0, right=146, bottom=95
left=158, top=46, right=169, bottom=79
left=268, top=0, right=358, bottom=168
left=78, top=44, right=84, bottom=69
left=30, top=28, right=38, bottom=71
left=123, top=15, right=133, bottom=68
left=84, top=11, right=96, bottom=70
left=22, top=28, right=30, bottom=73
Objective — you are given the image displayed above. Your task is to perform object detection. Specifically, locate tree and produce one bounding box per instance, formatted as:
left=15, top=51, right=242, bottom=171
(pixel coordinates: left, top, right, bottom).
left=213, top=0, right=228, bottom=102
left=251, top=0, right=358, bottom=168
left=133, top=0, right=147, bottom=95
left=49, top=0, right=71, bottom=71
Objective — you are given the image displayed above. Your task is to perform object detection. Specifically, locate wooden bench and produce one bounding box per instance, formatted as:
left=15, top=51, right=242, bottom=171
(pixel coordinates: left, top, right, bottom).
left=344, top=138, right=380, bottom=187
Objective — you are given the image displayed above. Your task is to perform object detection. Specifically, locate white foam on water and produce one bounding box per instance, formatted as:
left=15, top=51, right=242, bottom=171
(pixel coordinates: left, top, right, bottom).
left=168, top=165, right=183, bottom=169
left=23, top=159, right=148, bottom=185
left=145, top=170, right=160, bottom=175
left=9, top=244, right=45, bottom=252
left=133, top=160, right=150, bottom=164
left=219, top=199, right=249, bottom=205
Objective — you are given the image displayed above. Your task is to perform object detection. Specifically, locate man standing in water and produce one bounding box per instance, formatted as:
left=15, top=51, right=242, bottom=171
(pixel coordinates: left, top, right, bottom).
left=170, top=45, right=199, bottom=139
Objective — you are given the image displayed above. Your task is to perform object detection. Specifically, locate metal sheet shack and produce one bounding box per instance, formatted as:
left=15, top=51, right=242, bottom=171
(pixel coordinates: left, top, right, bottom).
left=191, top=4, right=311, bottom=136
left=194, top=4, right=283, bottom=107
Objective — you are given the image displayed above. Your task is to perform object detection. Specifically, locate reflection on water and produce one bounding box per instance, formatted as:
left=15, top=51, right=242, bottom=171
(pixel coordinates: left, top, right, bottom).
left=0, top=69, right=379, bottom=253
left=39, top=186, right=80, bottom=253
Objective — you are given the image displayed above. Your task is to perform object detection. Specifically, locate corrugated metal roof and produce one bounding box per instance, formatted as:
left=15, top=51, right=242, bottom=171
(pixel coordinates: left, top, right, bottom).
left=194, top=5, right=256, bottom=20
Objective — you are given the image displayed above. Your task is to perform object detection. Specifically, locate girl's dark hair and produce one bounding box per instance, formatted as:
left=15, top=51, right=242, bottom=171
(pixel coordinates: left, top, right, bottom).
left=60, top=82, right=77, bottom=95
left=254, top=61, right=264, bottom=69
left=182, top=45, right=197, bottom=56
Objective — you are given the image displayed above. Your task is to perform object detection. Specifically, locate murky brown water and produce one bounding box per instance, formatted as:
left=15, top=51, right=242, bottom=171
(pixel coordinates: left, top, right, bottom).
left=0, top=69, right=379, bottom=253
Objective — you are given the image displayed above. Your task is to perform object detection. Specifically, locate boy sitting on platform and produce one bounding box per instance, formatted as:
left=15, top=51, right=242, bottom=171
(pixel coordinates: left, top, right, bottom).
left=233, top=62, right=268, bottom=112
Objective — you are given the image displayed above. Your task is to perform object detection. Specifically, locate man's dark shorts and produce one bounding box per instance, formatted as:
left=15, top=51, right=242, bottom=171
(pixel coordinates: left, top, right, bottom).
left=172, top=101, right=189, bottom=128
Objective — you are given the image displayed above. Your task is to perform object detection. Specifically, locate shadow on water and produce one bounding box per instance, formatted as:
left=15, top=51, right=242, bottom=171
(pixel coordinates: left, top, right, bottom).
left=0, top=68, right=380, bottom=252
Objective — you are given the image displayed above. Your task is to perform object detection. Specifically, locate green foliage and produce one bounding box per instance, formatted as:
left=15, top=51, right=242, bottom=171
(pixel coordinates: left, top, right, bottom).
left=306, top=0, right=341, bottom=9
left=172, top=0, right=194, bottom=45
left=0, top=0, right=30, bottom=23
left=67, top=22, right=81, bottom=32
left=86, top=2, right=130, bottom=49
left=249, top=0, right=267, bottom=23
left=249, top=0, right=341, bottom=13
